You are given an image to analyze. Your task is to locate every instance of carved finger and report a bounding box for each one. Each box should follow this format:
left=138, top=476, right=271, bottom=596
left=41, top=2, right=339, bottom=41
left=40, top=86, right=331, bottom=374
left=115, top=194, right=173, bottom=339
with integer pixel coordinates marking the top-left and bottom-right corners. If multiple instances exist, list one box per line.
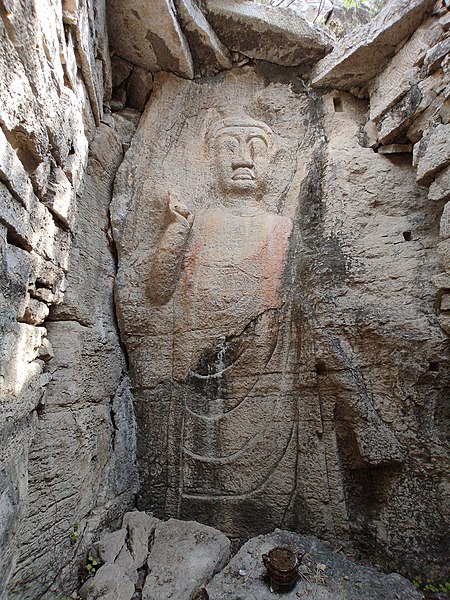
left=173, top=202, right=191, bottom=218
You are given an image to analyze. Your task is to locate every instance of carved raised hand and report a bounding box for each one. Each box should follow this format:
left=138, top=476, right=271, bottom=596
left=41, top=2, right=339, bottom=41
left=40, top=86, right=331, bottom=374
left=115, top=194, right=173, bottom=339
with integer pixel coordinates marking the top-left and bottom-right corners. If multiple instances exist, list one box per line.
left=145, top=193, right=194, bottom=305
left=167, top=193, right=194, bottom=228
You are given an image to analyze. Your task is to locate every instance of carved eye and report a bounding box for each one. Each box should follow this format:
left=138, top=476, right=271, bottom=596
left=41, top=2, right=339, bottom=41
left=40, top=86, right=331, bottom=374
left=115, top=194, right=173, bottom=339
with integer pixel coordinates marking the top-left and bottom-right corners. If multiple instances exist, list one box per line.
left=219, top=136, right=238, bottom=154
left=249, top=136, right=267, bottom=158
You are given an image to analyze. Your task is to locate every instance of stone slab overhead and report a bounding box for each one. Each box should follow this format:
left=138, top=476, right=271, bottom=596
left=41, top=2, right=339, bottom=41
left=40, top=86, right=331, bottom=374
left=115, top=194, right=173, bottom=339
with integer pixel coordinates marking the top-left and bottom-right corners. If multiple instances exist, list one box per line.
left=174, top=0, right=232, bottom=75
left=310, top=0, right=436, bottom=90
left=203, top=0, right=333, bottom=68
left=107, top=0, right=194, bottom=78
left=378, top=143, right=413, bottom=154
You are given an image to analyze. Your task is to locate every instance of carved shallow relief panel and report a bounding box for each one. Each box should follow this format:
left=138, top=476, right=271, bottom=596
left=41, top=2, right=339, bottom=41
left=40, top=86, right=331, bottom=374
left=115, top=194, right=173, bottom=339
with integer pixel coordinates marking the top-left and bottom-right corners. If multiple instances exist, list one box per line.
left=112, top=68, right=315, bottom=535
left=111, top=67, right=425, bottom=543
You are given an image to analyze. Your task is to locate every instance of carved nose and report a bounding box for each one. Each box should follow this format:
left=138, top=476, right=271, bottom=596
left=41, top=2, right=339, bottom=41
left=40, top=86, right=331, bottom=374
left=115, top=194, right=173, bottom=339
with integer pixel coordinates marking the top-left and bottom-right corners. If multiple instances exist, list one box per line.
left=232, top=154, right=253, bottom=169
left=232, top=142, right=253, bottom=169
left=232, top=157, right=253, bottom=169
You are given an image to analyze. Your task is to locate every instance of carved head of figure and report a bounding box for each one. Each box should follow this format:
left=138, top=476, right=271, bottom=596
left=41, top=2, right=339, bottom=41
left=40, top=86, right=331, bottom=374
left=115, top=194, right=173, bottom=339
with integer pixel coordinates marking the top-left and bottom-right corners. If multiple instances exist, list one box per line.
left=208, top=117, right=275, bottom=198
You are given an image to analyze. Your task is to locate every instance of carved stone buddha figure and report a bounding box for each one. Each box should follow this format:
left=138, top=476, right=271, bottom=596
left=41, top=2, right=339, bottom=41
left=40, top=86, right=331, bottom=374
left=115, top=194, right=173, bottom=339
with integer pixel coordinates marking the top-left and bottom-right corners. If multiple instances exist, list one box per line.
left=143, top=116, right=297, bottom=534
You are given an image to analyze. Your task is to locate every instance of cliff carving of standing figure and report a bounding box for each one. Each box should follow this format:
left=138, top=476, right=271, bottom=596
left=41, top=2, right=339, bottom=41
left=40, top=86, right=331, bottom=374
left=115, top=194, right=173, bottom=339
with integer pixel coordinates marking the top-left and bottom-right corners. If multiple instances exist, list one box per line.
left=144, top=116, right=297, bottom=535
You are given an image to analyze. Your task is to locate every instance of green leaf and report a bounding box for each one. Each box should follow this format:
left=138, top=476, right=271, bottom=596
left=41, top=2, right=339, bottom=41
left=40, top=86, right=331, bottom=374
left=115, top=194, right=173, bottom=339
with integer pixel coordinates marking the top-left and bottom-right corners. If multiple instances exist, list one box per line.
left=343, top=0, right=369, bottom=8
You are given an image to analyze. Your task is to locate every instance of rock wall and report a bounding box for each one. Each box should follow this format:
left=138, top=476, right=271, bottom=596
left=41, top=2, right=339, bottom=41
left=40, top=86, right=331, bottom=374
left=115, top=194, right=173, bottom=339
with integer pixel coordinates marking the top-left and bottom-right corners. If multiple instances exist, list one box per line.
left=0, top=0, right=448, bottom=597
left=307, top=0, right=450, bottom=576
left=111, top=66, right=320, bottom=535
left=0, top=1, right=138, bottom=598
left=110, top=0, right=449, bottom=582
left=73, top=510, right=422, bottom=600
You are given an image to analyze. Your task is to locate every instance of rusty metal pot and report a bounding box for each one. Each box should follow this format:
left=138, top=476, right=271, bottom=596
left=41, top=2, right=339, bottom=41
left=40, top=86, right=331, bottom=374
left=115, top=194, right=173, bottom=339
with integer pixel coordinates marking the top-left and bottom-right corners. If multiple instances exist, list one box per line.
left=262, top=546, right=300, bottom=593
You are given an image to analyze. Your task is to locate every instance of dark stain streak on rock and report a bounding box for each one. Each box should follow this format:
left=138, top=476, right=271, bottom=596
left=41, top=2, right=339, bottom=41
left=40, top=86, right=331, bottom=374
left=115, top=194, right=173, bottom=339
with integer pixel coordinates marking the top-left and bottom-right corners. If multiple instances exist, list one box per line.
left=131, top=8, right=141, bottom=20
left=145, top=29, right=184, bottom=75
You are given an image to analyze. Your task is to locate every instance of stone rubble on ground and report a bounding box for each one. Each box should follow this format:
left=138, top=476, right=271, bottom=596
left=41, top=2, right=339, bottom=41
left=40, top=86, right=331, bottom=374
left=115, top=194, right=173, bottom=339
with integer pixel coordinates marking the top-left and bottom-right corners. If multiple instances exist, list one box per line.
left=77, top=513, right=422, bottom=600
left=79, top=512, right=230, bottom=600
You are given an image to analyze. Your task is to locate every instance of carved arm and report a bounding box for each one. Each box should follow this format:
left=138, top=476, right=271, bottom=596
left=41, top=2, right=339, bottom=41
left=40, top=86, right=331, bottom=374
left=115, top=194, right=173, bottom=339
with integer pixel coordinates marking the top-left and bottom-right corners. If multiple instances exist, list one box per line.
left=144, top=194, right=194, bottom=305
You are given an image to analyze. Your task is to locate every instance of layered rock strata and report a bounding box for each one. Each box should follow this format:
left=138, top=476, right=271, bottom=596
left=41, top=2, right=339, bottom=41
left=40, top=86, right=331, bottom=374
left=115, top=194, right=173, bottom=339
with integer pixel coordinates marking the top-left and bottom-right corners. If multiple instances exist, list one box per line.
left=312, top=0, right=450, bottom=337
left=110, top=0, right=448, bottom=582
left=0, top=1, right=138, bottom=598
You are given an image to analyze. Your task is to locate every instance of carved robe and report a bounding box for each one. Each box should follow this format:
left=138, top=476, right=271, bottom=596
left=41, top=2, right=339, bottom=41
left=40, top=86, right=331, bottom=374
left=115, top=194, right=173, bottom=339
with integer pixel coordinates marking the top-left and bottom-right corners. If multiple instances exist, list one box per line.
left=162, top=206, right=296, bottom=535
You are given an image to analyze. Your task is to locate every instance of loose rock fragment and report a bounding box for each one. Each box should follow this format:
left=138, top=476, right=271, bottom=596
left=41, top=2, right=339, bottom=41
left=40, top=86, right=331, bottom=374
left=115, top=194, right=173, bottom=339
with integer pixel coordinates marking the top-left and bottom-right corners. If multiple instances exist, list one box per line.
left=204, top=0, right=332, bottom=69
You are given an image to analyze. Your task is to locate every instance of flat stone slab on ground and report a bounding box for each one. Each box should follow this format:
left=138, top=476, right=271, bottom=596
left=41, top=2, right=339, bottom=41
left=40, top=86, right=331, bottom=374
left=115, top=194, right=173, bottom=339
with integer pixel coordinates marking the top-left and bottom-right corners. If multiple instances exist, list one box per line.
left=143, top=518, right=231, bottom=600
left=206, top=529, right=422, bottom=599
left=79, top=563, right=135, bottom=600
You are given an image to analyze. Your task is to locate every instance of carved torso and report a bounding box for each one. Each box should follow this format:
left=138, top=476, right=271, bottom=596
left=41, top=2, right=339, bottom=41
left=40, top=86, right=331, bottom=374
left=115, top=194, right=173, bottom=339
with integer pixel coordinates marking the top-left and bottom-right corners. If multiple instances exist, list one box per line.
left=174, top=207, right=292, bottom=356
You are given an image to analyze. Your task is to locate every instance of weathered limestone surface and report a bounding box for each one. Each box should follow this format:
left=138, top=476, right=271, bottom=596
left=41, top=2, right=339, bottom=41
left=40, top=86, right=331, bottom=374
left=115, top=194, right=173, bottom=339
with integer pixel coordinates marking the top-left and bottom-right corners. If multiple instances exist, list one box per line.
left=0, top=1, right=138, bottom=598
left=416, top=122, right=450, bottom=184
left=368, top=18, right=443, bottom=121
left=112, top=64, right=448, bottom=579
left=174, top=0, right=232, bottom=77
left=429, top=164, right=450, bottom=201
left=80, top=564, right=136, bottom=600
left=203, top=0, right=333, bottom=68
left=350, top=3, right=450, bottom=342
left=107, top=0, right=194, bottom=78
left=310, top=0, right=436, bottom=89
left=126, top=67, right=154, bottom=112
left=312, top=0, right=449, bottom=350
left=1, top=0, right=449, bottom=596
left=206, top=529, right=422, bottom=599
left=111, top=66, right=319, bottom=536
left=143, top=519, right=231, bottom=599
left=79, top=512, right=229, bottom=600
left=319, top=91, right=448, bottom=577
left=107, top=0, right=332, bottom=79
left=6, top=119, right=139, bottom=599
left=76, top=514, right=421, bottom=600
left=79, top=511, right=159, bottom=599
left=1, top=0, right=75, bottom=591
left=375, top=72, right=445, bottom=145
left=109, top=51, right=153, bottom=114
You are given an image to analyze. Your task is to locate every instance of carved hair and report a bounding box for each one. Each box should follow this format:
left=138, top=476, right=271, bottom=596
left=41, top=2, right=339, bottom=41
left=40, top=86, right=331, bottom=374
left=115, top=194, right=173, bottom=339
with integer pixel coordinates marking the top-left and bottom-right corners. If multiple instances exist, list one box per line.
left=207, top=117, right=275, bottom=150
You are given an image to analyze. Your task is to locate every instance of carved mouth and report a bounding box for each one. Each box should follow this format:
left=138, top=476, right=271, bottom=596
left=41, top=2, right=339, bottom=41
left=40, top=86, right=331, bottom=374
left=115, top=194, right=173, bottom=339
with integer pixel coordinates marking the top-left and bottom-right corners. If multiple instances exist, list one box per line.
left=232, top=168, right=254, bottom=181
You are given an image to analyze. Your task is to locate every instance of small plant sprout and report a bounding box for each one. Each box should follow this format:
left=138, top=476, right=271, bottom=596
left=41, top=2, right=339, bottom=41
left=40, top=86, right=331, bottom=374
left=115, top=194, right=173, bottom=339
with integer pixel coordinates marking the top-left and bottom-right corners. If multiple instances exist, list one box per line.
left=69, top=523, right=79, bottom=545
left=412, top=575, right=450, bottom=594
left=85, top=555, right=98, bottom=577
left=343, top=0, right=369, bottom=8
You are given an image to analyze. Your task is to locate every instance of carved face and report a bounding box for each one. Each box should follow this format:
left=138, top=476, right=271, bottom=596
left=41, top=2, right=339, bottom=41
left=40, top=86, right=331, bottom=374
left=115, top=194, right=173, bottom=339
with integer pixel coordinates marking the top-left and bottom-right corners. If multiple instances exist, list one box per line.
left=213, top=126, right=272, bottom=195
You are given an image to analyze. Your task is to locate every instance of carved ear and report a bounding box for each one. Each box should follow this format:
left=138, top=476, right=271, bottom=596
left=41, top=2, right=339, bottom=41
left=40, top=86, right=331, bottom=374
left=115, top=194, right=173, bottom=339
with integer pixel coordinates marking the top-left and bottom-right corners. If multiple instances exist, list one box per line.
left=203, top=108, right=225, bottom=159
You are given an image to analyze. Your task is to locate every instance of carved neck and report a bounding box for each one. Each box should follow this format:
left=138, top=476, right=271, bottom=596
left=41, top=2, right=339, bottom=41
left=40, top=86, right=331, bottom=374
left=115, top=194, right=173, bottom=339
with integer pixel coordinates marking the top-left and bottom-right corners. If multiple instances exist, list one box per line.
left=217, top=193, right=266, bottom=217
